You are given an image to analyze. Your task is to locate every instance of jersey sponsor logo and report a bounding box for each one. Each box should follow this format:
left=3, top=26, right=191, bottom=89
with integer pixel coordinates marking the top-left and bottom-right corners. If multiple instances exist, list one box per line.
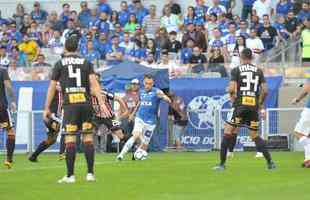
left=65, top=124, right=78, bottom=132
left=242, top=96, right=256, bottom=106
left=82, top=122, right=93, bottom=131
left=61, top=57, right=85, bottom=65
left=68, top=93, right=86, bottom=104
left=140, top=101, right=153, bottom=106
left=187, top=95, right=230, bottom=130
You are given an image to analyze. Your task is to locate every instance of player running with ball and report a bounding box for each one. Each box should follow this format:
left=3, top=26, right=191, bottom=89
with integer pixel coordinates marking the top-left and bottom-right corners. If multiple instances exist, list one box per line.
left=116, top=74, right=171, bottom=161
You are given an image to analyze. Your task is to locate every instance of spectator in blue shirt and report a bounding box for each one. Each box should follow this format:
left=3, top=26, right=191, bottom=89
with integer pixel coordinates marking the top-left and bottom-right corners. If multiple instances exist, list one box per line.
left=94, top=32, right=109, bottom=58
left=88, top=9, right=98, bottom=28
left=78, top=1, right=91, bottom=28
left=98, top=0, right=112, bottom=16
left=237, top=20, right=250, bottom=39
left=274, top=15, right=291, bottom=41
left=95, top=12, right=110, bottom=34
left=106, top=35, right=125, bottom=66
left=181, top=39, right=194, bottom=64
left=128, top=0, right=149, bottom=24
left=207, top=0, right=227, bottom=16
left=241, top=0, right=256, bottom=20
left=84, top=40, right=101, bottom=66
left=297, top=2, right=310, bottom=23
left=220, top=0, right=236, bottom=13
left=111, top=23, right=124, bottom=40
left=30, top=2, right=48, bottom=24
left=130, top=39, right=147, bottom=63
left=119, top=1, right=130, bottom=27
left=60, top=3, right=71, bottom=27
left=195, top=0, right=208, bottom=23
left=184, top=6, right=196, bottom=26
left=8, top=22, right=22, bottom=43
left=276, top=0, right=292, bottom=16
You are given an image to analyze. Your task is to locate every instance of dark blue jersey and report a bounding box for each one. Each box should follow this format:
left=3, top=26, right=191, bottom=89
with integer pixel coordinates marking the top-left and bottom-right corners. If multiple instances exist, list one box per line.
left=0, top=67, right=9, bottom=110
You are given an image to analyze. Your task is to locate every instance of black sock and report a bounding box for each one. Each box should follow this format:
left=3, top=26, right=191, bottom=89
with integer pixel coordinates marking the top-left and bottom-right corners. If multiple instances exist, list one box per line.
left=253, top=136, right=272, bottom=164
left=66, top=142, right=76, bottom=177
left=6, top=135, right=15, bottom=162
left=59, top=135, right=66, bottom=155
left=84, top=141, right=95, bottom=174
left=229, top=134, right=237, bottom=152
left=220, top=134, right=233, bottom=165
left=31, top=141, right=49, bottom=158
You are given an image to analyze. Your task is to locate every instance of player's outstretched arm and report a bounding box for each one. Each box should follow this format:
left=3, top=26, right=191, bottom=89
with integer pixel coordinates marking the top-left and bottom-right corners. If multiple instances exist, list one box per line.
left=157, top=90, right=172, bottom=104
left=292, top=82, right=310, bottom=105
left=4, top=78, right=17, bottom=112
left=259, top=83, right=268, bottom=109
left=89, top=74, right=112, bottom=118
left=43, top=80, right=57, bottom=121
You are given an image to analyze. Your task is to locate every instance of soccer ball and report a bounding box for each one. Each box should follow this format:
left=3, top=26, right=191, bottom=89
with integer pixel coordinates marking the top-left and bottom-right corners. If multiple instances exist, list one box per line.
left=134, top=149, right=148, bottom=160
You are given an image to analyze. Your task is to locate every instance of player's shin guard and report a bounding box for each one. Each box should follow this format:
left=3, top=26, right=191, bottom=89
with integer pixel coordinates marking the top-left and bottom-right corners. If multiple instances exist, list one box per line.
left=6, top=134, right=15, bottom=162
left=119, top=136, right=135, bottom=157
left=65, top=142, right=76, bottom=177
left=220, top=134, right=233, bottom=165
left=253, top=136, right=272, bottom=163
left=229, top=134, right=237, bottom=152
left=83, top=141, right=94, bottom=174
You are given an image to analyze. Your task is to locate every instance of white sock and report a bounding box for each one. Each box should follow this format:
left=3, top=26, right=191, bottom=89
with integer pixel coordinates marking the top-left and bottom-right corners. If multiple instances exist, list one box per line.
left=305, top=143, right=310, bottom=161
left=119, top=137, right=135, bottom=157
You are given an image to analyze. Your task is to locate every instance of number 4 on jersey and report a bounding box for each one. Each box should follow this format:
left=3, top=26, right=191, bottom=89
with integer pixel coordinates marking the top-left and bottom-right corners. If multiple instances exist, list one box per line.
left=68, top=65, right=81, bottom=87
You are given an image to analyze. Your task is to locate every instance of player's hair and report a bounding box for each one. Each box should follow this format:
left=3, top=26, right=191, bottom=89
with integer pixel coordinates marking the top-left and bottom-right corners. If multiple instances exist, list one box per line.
left=241, top=48, right=253, bottom=60
left=144, top=74, right=154, bottom=80
left=65, top=35, right=79, bottom=52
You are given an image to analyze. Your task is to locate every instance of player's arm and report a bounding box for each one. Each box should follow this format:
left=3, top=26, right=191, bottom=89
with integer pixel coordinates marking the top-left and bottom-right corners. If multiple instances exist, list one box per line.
left=128, top=101, right=140, bottom=122
left=114, top=96, right=129, bottom=119
left=227, top=67, right=238, bottom=101
left=157, top=90, right=172, bottom=104
left=3, top=72, right=17, bottom=112
left=292, top=82, right=310, bottom=105
left=258, top=82, right=268, bottom=109
left=44, top=80, right=57, bottom=121
left=89, top=74, right=112, bottom=118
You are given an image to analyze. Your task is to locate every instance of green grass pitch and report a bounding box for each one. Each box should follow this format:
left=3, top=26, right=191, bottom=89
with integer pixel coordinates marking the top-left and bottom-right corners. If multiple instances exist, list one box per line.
left=0, top=152, right=308, bottom=200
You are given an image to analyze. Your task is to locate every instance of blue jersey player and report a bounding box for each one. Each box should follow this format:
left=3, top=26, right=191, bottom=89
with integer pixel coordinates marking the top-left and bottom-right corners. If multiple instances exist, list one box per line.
left=117, top=75, right=171, bottom=161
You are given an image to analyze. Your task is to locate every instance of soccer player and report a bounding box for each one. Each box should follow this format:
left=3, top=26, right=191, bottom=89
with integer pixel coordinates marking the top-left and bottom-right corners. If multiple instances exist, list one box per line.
left=0, top=67, right=17, bottom=169
left=29, top=83, right=65, bottom=162
left=43, top=35, right=112, bottom=183
left=116, top=74, right=171, bottom=160
left=291, top=82, right=310, bottom=168
left=214, top=48, right=276, bottom=171
left=92, top=73, right=129, bottom=151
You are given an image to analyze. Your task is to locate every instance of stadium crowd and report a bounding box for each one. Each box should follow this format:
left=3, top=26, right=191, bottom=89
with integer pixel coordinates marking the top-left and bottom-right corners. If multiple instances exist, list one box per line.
left=0, top=0, right=308, bottom=80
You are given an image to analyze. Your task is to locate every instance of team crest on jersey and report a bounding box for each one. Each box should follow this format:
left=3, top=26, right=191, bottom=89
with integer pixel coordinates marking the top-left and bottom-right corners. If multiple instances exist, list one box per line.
left=187, top=95, right=230, bottom=130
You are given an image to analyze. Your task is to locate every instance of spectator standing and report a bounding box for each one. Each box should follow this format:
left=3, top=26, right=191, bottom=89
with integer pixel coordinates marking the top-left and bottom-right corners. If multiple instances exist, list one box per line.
left=142, top=5, right=161, bottom=38
left=95, top=11, right=110, bottom=34
left=30, top=1, right=48, bottom=24
left=20, top=14, right=32, bottom=35
left=285, top=10, right=300, bottom=37
left=128, top=0, right=149, bottom=25
left=32, top=54, right=51, bottom=67
left=60, top=3, right=71, bottom=27
left=160, top=6, right=182, bottom=33
left=78, top=1, right=91, bottom=28
left=301, top=18, right=310, bottom=66
left=61, top=19, right=76, bottom=44
left=257, top=14, right=279, bottom=51
left=276, top=0, right=293, bottom=16
left=169, top=93, right=188, bottom=150
left=252, top=0, right=274, bottom=22
left=181, top=22, right=207, bottom=52
left=97, top=0, right=112, bottom=16
left=207, top=0, right=227, bottom=16
left=12, top=3, right=25, bottom=31
left=274, top=15, right=291, bottom=42
left=119, top=1, right=130, bottom=27
left=246, top=28, right=264, bottom=64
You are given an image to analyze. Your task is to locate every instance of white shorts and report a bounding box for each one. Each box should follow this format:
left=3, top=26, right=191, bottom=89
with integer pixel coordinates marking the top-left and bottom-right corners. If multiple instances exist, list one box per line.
left=294, top=108, right=310, bottom=136
left=133, top=117, right=156, bottom=145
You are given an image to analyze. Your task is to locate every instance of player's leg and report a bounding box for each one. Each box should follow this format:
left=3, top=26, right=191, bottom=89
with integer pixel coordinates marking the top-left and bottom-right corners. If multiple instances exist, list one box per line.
left=227, top=128, right=239, bottom=158
left=117, top=118, right=143, bottom=160
left=1, top=109, right=15, bottom=169
left=293, top=108, right=310, bottom=167
left=59, top=134, right=66, bottom=160
left=29, top=118, right=60, bottom=162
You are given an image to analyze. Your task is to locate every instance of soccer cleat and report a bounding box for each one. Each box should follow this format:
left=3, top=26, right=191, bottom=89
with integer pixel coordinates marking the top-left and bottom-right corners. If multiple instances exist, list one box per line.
left=227, top=152, right=234, bottom=158
left=86, top=173, right=96, bottom=182
left=116, top=154, right=123, bottom=161
left=4, top=161, right=13, bottom=169
left=57, top=175, right=76, bottom=184
left=28, top=155, right=38, bottom=163
left=267, top=161, right=276, bottom=170
left=213, top=164, right=225, bottom=171
left=59, top=154, right=66, bottom=161
left=255, top=152, right=264, bottom=158
left=302, top=160, right=310, bottom=168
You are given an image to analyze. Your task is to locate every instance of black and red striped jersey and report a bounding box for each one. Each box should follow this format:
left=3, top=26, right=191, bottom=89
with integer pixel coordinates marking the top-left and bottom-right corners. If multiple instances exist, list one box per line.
left=92, top=90, right=115, bottom=119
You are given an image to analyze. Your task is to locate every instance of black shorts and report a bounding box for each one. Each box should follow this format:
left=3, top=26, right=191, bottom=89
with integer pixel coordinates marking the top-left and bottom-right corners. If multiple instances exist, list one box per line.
left=226, top=106, right=259, bottom=131
left=62, top=104, right=93, bottom=134
left=0, top=109, right=13, bottom=130
left=93, top=116, right=122, bottom=132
